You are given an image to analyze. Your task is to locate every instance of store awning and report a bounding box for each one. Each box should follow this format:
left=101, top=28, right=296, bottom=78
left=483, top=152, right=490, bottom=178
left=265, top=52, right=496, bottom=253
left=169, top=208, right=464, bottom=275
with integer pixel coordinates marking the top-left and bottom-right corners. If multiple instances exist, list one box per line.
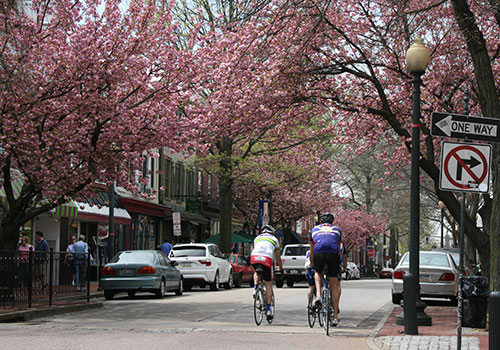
left=181, top=211, right=209, bottom=225
left=76, top=202, right=131, bottom=225
left=0, top=169, right=25, bottom=209
left=120, top=197, right=170, bottom=217
left=203, top=232, right=254, bottom=244
left=52, top=201, right=78, bottom=218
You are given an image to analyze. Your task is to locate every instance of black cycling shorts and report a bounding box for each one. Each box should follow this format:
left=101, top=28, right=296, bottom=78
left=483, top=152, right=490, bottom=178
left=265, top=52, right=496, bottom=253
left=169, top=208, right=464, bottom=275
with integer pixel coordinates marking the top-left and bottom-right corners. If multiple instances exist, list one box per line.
left=312, top=252, right=340, bottom=278
left=252, top=263, right=272, bottom=282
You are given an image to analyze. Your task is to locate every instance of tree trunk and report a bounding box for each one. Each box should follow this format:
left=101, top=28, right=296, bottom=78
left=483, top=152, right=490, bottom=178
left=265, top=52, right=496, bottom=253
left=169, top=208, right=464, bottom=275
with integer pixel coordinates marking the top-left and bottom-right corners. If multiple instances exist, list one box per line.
left=450, top=0, right=500, bottom=288
left=218, top=136, right=233, bottom=254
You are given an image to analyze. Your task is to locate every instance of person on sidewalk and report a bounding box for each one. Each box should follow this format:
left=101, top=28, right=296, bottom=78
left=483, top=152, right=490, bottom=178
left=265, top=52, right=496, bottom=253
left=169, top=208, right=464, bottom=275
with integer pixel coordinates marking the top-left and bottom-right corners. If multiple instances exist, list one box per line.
left=34, top=231, right=49, bottom=291
left=17, top=236, right=33, bottom=288
left=65, top=236, right=77, bottom=286
left=160, top=238, right=173, bottom=257
left=72, top=235, right=88, bottom=291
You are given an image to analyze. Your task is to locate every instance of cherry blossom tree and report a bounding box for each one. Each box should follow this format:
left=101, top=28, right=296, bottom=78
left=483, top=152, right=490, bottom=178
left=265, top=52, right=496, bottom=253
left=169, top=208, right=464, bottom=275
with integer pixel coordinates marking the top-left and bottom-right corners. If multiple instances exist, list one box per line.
left=0, top=0, right=191, bottom=248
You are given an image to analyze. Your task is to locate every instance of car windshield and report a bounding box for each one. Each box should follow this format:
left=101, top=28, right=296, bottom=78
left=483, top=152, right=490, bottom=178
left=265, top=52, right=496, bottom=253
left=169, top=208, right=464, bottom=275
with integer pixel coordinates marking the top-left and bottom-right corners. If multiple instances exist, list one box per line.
left=171, top=246, right=206, bottom=257
left=226, top=255, right=237, bottom=263
left=400, top=252, right=450, bottom=267
left=109, top=251, right=155, bottom=264
left=284, top=246, right=308, bottom=256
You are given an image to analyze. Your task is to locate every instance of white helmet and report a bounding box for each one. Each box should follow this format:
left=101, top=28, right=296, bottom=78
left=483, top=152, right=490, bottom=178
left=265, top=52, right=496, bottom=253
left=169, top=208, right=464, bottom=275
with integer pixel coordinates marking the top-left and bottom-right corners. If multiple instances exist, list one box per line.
left=261, top=225, right=275, bottom=234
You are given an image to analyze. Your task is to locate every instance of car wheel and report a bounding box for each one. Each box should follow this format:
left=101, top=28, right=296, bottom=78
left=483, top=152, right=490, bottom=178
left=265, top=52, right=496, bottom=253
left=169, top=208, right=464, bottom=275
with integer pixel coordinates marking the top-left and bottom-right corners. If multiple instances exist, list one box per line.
left=392, top=293, right=402, bottom=305
left=275, top=276, right=283, bottom=288
left=155, top=279, right=166, bottom=298
left=234, top=273, right=242, bottom=288
left=224, top=271, right=233, bottom=289
left=175, top=278, right=184, bottom=296
left=104, top=290, right=114, bottom=300
left=127, top=291, right=136, bottom=298
left=210, top=271, right=220, bottom=291
left=286, top=280, right=294, bottom=288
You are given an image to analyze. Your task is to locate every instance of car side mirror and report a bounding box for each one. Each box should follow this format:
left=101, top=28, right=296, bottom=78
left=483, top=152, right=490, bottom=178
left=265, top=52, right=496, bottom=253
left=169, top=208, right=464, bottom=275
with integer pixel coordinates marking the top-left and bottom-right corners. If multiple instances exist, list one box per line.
left=171, top=261, right=179, bottom=267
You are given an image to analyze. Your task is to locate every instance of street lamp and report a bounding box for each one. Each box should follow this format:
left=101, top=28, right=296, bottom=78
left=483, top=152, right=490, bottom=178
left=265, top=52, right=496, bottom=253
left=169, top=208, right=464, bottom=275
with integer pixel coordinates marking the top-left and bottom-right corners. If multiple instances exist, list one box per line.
left=438, top=200, right=445, bottom=248
left=404, top=37, right=432, bottom=332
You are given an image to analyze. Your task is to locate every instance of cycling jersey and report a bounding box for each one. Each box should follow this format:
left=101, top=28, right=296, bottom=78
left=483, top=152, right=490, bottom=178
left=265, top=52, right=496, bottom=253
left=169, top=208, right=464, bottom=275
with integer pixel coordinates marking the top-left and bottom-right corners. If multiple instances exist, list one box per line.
left=309, top=223, right=342, bottom=254
left=251, top=233, right=280, bottom=269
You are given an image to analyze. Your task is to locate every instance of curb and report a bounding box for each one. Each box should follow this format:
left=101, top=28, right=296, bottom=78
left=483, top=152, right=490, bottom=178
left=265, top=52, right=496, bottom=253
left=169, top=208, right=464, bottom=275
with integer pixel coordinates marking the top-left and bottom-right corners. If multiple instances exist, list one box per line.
left=0, top=301, right=103, bottom=323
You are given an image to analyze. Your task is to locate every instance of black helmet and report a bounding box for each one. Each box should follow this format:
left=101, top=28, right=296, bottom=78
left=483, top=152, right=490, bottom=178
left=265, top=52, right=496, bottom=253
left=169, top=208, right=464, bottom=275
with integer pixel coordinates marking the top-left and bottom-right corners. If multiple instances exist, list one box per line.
left=261, top=225, right=275, bottom=234
left=319, top=212, right=334, bottom=224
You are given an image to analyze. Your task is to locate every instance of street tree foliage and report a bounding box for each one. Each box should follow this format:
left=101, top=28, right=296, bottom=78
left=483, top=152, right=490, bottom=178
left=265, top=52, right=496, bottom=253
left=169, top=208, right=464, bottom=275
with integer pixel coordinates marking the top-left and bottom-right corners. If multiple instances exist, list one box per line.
left=177, top=0, right=336, bottom=253
left=0, top=0, right=191, bottom=248
left=193, top=0, right=498, bottom=284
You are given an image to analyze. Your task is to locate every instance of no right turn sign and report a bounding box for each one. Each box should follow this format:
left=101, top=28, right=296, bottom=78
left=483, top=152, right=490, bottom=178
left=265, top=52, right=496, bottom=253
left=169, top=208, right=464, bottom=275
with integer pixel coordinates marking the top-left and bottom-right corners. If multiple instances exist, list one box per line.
left=439, top=141, right=491, bottom=193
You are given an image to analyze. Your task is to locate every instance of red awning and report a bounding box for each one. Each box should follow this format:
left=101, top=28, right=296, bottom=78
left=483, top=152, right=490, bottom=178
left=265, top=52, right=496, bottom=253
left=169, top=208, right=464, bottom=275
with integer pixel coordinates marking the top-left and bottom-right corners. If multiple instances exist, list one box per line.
left=120, top=198, right=170, bottom=217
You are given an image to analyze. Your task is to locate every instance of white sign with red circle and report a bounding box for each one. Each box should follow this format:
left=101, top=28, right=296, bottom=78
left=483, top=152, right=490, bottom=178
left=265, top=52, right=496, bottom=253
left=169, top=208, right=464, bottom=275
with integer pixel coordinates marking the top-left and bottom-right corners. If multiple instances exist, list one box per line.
left=439, top=141, right=491, bottom=193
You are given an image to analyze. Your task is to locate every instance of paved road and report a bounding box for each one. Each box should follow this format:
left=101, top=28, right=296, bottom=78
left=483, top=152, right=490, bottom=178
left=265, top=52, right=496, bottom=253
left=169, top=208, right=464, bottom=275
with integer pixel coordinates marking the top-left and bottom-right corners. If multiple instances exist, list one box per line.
left=0, top=279, right=393, bottom=350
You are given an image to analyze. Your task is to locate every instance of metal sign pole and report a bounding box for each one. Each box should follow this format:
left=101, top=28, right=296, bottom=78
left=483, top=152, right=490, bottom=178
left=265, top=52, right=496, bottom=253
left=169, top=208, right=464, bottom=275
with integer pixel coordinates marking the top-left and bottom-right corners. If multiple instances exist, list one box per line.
left=457, top=87, right=469, bottom=350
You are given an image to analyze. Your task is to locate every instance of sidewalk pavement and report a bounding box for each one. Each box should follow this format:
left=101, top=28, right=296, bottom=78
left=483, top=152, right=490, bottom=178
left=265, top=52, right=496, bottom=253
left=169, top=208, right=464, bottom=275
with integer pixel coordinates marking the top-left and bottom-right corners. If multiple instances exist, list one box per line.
left=0, top=282, right=103, bottom=322
left=372, top=304, right=489, bottom=350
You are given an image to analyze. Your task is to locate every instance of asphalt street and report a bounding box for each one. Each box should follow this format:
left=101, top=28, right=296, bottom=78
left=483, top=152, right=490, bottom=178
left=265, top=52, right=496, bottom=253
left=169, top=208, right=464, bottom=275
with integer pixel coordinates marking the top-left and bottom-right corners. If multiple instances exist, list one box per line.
left=0, top=279, right=393, bottom=350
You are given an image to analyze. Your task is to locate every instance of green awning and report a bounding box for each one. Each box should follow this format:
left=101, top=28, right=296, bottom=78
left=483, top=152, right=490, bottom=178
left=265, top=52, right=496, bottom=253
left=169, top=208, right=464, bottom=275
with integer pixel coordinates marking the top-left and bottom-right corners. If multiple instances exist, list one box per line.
left=0, top=169, right=25, bottom=209
left=204, top=232, right=254, bottom=244
left=53, top=201, right=78, bottom=218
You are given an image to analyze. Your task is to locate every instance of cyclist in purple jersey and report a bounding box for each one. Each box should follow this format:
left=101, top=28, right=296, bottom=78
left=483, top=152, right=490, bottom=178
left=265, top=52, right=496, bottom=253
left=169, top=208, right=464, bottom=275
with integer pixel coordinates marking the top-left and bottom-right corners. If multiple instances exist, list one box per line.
left=309, top=212, right=342, bottom=326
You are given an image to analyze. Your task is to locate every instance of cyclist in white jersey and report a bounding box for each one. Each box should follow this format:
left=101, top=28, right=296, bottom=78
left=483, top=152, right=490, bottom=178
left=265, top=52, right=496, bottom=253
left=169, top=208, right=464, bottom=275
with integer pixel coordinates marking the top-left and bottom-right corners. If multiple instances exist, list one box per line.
left=250, top=225, right=283, bottom=320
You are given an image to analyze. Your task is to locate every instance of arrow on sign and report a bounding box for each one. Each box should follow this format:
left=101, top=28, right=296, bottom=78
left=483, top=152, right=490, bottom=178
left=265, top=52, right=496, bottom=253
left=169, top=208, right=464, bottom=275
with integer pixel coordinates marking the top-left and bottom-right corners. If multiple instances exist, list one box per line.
left=435, top=115, right=452, bottom=136
left=456, top=155, right=481, bottom=181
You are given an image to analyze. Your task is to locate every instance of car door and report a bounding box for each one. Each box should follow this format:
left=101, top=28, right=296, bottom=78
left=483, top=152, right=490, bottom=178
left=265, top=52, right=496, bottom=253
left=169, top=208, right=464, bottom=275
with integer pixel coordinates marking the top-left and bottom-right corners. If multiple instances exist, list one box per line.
left=158, top=253, right=177, bottom=289
left=213, top=245, right=230, bottom=282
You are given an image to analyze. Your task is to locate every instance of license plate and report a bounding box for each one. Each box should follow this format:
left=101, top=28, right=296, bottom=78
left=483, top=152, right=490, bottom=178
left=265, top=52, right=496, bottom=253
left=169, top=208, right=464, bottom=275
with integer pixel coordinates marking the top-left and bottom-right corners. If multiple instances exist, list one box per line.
left=182, top=263, right=191, bottom=267
left=120, top=269, right=134, bottom=276
left=420, top=274, right=431, bottom=282
left=290, top=270, right=298, bottom=274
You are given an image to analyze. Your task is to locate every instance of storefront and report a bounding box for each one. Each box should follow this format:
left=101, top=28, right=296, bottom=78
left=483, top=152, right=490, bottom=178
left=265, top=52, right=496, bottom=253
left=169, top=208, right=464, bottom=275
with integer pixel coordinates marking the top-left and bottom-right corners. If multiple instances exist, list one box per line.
left=119, top=197, right=170, bottom=251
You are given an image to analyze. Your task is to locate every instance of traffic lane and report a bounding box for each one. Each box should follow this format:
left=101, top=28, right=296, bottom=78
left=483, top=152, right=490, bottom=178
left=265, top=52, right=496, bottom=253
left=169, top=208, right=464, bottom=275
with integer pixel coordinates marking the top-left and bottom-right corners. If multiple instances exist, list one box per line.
left=0, top=328, right=373, bottom=350
left=18, top=279, right=392, bottom=335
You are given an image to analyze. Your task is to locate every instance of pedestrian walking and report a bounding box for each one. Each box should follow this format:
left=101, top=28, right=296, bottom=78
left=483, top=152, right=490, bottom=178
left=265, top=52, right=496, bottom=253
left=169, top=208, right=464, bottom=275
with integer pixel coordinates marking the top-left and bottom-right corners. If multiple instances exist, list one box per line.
left=34, top=231, right=49, bottom=291
left=65, top=236, right=77, bottom=286
left=72, top=235, right=88, bottom=291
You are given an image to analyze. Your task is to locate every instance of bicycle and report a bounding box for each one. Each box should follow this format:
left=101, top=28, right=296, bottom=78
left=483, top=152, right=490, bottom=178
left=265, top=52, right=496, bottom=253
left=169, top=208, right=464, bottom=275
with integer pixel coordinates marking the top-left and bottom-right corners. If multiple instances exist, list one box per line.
left=307, top=285, right=323, bottom=328
left=253, top=267, right=275, bottom=326
left=319, top=267, right=333, bottom=335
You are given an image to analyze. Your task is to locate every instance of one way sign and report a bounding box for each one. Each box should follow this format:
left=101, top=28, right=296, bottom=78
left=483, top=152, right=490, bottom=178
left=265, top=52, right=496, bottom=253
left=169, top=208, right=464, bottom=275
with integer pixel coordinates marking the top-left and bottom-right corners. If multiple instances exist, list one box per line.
left=440, top=141, right=491, bottom=193
left=431, top=112, right=500, bottom=143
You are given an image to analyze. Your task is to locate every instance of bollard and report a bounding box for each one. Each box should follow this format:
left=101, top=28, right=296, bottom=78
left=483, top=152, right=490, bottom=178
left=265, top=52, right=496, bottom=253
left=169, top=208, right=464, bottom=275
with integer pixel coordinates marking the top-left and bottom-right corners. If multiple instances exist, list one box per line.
left=404, top=273, right=418, bottom=335
left=490, top=291, right=500, bottom=350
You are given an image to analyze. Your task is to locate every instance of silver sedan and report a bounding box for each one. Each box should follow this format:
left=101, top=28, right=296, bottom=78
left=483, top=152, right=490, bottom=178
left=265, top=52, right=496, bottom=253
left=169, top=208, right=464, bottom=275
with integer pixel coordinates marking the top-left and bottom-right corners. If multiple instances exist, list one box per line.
left=391, top=251, right=459, bottom=305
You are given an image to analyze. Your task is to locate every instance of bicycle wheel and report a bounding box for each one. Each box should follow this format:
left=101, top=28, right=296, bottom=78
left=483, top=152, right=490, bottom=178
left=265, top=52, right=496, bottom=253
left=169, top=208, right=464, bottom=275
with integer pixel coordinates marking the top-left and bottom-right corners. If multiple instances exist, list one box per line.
left=307, top=289, right=316, bottom=328
left=267, top=293, right=275, bottom=324
left=253, top=285, right=264, bottom=326
left=324, top=289, right=331, bottom=335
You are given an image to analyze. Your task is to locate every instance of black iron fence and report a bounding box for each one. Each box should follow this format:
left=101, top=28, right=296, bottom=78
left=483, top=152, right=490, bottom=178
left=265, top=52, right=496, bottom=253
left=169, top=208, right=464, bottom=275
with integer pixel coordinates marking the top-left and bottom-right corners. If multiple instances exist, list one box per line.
left=0, top=248, right=90, bottom=309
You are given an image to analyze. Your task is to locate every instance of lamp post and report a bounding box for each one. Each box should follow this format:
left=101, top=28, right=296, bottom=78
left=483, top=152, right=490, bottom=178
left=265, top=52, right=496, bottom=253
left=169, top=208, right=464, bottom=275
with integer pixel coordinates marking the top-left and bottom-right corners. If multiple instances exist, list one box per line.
left=403, top=37, right=432, bottom=333
left=438, top=201, right=445, bottom=248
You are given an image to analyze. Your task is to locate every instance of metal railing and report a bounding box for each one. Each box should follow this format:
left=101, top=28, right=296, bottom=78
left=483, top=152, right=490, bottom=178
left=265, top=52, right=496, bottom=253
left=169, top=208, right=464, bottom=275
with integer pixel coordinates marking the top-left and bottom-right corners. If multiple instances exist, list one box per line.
left=0, top=248, right=90, bottom=309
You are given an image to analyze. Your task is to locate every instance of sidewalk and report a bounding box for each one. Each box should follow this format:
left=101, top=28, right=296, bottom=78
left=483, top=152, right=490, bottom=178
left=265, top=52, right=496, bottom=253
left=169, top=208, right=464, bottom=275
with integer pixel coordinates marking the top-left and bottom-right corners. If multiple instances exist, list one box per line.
left=372, top=304, right=489, bottom=350
left=0, top=282, right=103, bottom=322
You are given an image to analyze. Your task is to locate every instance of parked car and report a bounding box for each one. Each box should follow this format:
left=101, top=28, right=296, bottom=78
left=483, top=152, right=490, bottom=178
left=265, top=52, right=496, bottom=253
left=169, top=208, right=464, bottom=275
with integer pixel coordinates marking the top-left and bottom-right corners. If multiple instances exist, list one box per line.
left=343, top=261, right=361, bottom=280
left=431, top=247, right=473, bottom=276
left=225, top=253, right=255, bottom=288
left=392, top=251, right=459, bottom=305
left=378, top=267, right=393, bottom=279
left=100, top=250, right=183, bottom=300
left=169, top=243, right=233, bottom=291
left=280, top=244, right=309, bottom=288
